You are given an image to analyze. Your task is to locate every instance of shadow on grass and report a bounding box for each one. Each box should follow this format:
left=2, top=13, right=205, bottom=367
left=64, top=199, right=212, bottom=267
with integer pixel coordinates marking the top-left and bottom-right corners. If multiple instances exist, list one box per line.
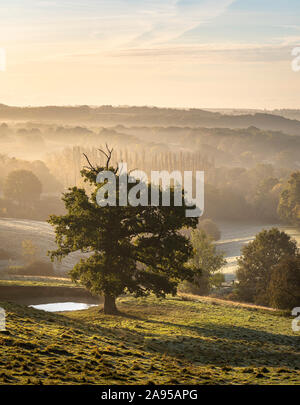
left=3, top=301, right=299, bottom=370
left=146, top=318, right=299, bottom=347
left=66, top=308, right=300, bottom=368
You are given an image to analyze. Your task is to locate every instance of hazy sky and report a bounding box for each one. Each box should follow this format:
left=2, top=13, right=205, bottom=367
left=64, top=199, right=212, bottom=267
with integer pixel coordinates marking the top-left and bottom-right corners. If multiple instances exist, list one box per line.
left=0, top=0, right=300, bottom=108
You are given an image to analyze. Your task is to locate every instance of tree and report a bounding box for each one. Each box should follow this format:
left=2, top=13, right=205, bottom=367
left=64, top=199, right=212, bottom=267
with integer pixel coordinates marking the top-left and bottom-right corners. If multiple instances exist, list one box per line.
left=268, top=255, right=300, bottom=310
left=278, top=171, right=300, bottom=228
left=197, top=218, right=221, bottom=241
left=3, top=170, right=42, bottom=206
left=48, top=146, right=199, bottom=314
left=182, top=229, right=226, bottom=295
left=236, top=228, right=298, bottom=306
left=252, top=177, right=279, bottom=222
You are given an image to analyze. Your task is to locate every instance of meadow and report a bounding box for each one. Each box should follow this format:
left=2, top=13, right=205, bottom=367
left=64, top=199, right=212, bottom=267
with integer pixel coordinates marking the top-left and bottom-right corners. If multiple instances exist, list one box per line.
left=0, top=295, right=299, bottom=385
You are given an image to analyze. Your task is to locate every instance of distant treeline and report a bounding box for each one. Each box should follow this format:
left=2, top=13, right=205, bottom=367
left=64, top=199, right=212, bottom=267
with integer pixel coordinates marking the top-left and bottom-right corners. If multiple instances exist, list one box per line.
left=1, top=104, right=300, bottom=135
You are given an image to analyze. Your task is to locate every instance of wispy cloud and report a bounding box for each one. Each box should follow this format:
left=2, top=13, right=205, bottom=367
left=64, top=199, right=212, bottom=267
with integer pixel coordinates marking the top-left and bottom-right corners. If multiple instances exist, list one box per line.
left=57, top=42, right=298, bottom=65
left=1, top=0, right=236, bottom=49
left=124, top=0, right=236, bottom=47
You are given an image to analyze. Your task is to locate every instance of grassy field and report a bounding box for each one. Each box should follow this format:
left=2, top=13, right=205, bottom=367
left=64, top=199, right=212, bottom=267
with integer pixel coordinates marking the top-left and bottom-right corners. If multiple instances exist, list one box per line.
left=0, top=295, right=299, bottom=385
left=0, top=276, right=74, bottom=288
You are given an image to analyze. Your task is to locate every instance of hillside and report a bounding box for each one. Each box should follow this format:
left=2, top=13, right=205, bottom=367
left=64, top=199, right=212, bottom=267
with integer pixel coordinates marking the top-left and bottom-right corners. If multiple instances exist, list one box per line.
left=0, top=295, right=299, bottom=385
left=1, top=104, right=300, bottom=135
left=0, top=218, right=86, bottom=275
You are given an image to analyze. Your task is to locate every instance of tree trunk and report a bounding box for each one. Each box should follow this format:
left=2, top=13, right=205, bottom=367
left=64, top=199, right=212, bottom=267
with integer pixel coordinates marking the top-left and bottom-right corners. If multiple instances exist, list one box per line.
left=103, top=294, right=118, bottom=315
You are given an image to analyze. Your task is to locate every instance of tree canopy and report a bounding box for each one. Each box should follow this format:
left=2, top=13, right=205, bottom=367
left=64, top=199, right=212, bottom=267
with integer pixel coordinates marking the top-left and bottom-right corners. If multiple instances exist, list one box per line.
left=4, top=169, right=42, bottom=206
left=268, top=255, right=300, bottom=310
left=278, top=171, right=300, bottom=228
left=48, top=148, right=199, bottom=314
left=182, top=229, right=226, bottom=295
left=236, top=228, right=298, bottom=306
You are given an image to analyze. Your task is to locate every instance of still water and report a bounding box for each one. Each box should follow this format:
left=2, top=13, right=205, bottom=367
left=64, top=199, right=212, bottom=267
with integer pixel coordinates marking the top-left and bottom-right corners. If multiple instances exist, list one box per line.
left=30, top=302, right=98, bottom=312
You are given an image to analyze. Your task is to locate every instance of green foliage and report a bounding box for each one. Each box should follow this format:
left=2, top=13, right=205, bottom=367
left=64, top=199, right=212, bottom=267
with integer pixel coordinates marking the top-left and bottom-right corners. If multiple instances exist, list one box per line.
left=278, top=171, right=300, bottom=228
left=268, top=255, right=300, bottom=310
left=236, top=228, right=299, bottom=306
left=48, top=155, right=198, bottom=313
left=252, top=177, right=280, bottom=222
left=3, top=170, right=42, bottom=206
left=210, top=272, right=226, bottom=289
left=181, top=229, right=226, bottom=295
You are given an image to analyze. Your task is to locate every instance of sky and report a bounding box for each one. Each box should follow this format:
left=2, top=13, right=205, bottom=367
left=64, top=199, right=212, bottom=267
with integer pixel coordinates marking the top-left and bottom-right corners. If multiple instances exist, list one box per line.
left=0, top=0, right=300, bottom=109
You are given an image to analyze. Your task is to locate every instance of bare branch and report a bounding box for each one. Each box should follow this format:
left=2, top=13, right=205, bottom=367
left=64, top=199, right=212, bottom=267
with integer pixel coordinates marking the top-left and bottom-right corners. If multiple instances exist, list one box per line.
left=83, top=153, right=97, bottom=172
left=98, top=148, right=109, bottom=160
left=98, top=144, right=114, bottom=169
left=128, top=168, right=138, bottom=175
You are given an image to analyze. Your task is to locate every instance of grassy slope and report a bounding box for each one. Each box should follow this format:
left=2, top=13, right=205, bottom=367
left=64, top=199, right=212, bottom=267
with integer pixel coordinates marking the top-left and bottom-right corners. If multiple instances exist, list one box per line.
left=0, top=295, right=299, bottom=385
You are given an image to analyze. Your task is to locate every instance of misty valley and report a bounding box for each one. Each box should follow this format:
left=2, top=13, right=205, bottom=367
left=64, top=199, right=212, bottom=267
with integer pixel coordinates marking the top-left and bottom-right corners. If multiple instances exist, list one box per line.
left=0, top=105, right=299, bottom=387
left=2, top=0, right=300, bottom=396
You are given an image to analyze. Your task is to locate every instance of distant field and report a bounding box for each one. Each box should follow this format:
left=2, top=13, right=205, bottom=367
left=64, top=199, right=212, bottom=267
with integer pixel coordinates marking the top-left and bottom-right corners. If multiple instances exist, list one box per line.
left=0, top=295, right=299, bottom=385
left=1, top=218, right=299, bottom=281
left=0, top=276, right=73, bottom=288
left=0, top=218, right=88, bottom=275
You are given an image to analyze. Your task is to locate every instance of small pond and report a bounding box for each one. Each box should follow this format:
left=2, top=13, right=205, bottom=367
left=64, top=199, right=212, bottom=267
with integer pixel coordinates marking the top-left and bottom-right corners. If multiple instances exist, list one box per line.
left=30, top=302, right=98, bottom=312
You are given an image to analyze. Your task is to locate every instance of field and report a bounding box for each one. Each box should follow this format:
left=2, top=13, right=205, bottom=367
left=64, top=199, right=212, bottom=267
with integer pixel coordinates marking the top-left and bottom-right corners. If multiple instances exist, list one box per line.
left=0, top=295, right=299, bottom=385
left=0, top=276, right=74, bottom=288
left=1, top=218, right=300, bottom=282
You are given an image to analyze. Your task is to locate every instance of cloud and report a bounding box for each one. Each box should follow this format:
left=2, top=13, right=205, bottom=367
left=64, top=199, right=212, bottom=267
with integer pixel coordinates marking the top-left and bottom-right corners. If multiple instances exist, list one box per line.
left=50, top=41, right=298, bottom=67
left=123, top=0, right=237, bottom=47
left=62, top=0, right=237, bottom=49
left=4, top=0, right=299, bottom=62
left=105, top=43, right=299, bottom=64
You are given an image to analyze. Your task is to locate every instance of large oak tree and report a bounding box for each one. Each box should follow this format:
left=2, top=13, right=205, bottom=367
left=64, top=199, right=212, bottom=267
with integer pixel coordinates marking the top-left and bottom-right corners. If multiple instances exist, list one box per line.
left=48, top=147, right=199, bottom=314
